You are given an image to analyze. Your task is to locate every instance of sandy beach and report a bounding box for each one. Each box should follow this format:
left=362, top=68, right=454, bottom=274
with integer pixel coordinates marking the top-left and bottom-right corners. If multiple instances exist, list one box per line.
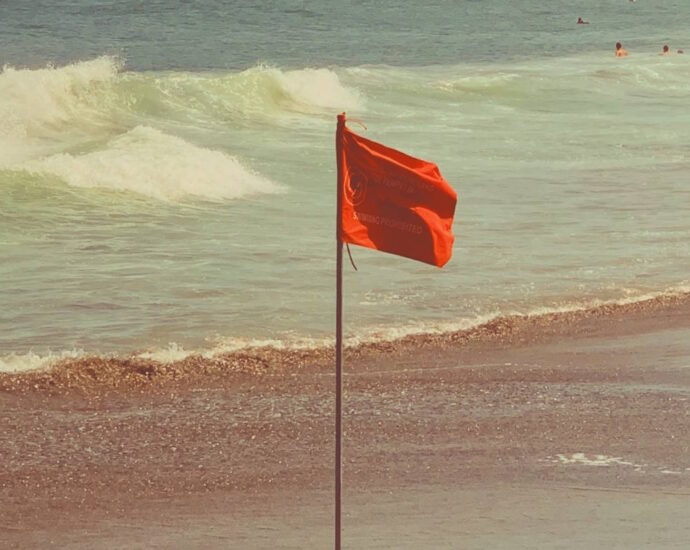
left=2, top=293, right=690, bottom=549
left=3, top=2, right=690, bottom=549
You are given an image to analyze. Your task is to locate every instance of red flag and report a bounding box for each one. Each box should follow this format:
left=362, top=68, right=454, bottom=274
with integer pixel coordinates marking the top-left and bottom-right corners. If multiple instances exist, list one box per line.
left=336, top=115, right=457, bottom=267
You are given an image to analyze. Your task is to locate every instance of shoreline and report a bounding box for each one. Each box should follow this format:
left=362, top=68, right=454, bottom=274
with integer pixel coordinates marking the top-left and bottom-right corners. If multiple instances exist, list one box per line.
left=1, top=292, right=689, bottom=548
left=2, top=289, right=689, bottom=393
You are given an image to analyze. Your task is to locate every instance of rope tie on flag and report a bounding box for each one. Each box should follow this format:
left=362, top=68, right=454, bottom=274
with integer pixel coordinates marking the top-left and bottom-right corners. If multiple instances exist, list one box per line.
left=346, top=243, right=358, bottom=271
left=347, top=117, right=367, bottom=131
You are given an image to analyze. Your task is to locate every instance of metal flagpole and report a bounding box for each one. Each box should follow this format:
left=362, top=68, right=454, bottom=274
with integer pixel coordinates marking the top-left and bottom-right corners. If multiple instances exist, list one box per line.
left=335, top=113, right=345, bottom=550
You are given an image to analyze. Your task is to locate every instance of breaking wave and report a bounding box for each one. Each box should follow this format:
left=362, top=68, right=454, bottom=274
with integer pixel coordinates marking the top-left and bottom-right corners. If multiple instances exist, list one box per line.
left=153, top=64, right=364, bottom=121
left=0, top=58, right=359, bottom=200
left=0, top=57, right=122, bottom=141
left=0, top=56, right=364, bottom=199
left=0, top=57, right=363, bottom=140
left=20, top=125, right=283, bottom=201
left=2, top=288, right=688, bottom=382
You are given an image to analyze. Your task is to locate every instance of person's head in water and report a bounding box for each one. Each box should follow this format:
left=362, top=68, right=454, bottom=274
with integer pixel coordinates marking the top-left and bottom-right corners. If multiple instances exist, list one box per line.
left=616, top=42, right=622, bottom=51
left=663, top=44, right=670, bottom=54
left=615, top=42, right=628, bottom=57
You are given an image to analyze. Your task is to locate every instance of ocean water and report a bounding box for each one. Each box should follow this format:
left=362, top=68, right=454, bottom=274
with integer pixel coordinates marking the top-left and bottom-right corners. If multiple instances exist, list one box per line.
left=1, top=0, right=689, bottom=371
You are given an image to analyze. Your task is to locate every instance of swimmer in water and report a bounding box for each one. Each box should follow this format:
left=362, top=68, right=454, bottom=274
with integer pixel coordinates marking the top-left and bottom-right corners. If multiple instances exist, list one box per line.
left=577, top=17, right=589, bottom=25
left=660, top=44, right=671, bottom=56
left=615, top=42, right=628, bottom=57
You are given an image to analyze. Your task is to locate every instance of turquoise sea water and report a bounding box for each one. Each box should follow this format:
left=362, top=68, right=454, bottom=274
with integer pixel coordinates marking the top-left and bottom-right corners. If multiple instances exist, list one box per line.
left=1, top=1, right=689, bottom=370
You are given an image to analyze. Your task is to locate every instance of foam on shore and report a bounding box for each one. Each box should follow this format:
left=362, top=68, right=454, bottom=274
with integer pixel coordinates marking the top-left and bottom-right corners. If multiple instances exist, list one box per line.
left=2, top=289, right=688, bottom=393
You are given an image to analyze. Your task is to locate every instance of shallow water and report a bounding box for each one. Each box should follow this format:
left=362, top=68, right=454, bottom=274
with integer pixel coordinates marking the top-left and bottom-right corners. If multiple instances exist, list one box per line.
left=1, top=1, right=689, bottom=369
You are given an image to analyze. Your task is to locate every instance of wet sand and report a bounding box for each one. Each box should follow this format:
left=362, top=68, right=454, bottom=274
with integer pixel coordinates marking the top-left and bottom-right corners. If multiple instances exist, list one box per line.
left=2, top=294, right=690, bottom=548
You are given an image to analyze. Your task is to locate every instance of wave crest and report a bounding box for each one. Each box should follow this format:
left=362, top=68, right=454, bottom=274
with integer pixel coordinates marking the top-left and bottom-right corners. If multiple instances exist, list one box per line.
left=0, top=57, right=363, bottom=142
left=21, top=126, right=284, bottom=201
left=150, top=64, right=364, bottom=121
left=0, top=56, right=122, bottom=139
left=267, top=65, right=364, bottom=113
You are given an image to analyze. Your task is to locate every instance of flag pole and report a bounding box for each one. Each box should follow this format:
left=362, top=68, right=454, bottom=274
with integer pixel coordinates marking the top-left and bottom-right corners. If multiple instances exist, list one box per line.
left=334, top=113, right=346, bottom=550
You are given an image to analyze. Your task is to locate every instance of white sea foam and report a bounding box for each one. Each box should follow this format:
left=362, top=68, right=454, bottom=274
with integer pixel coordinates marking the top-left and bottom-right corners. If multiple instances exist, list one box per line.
left=0, top=58, right=362, bottom=134
left=5, top=284, right=690, bottom=373
left=554, top=453, right=637, bottom=467
left=343, top=283, right=690, bottom=347
left=0, top=57, right=363, bottom=170
left=21, top=125, right=284, bottom=201
left=549, top=453, right=689, bottom=476
left=0, top=350, right=85, bottom=374
left=134, top=337, right=329, bottom=364
left=0, top=57, right=122, bottom=165
left=136, top=343, right=198, bottom=364
left=436, top=71, right=522, bottom=94
left=274, top=66, right=363, bottom=112
left=168, top=64, right=364, bottom=119
left=0, top=57, right=121, bottom=138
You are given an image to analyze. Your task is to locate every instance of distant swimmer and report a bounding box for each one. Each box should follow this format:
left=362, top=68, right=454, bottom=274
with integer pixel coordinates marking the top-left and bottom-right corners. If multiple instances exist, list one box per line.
left=615, top=42, right=628, bottom=57
left=660, top=44, right=671, bottom=56
left=678, top=49, right=684, bottom=54
left=577, top=17, right=589, bottom=25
